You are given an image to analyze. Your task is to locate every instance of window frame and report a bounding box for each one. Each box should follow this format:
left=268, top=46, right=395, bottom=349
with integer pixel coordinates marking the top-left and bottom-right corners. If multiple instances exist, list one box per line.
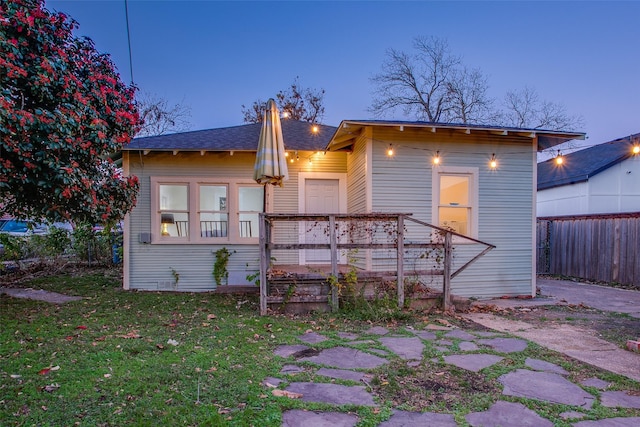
left=432, top=166, right=479, bottom=241
left=151, top=177, right=263, bottom=244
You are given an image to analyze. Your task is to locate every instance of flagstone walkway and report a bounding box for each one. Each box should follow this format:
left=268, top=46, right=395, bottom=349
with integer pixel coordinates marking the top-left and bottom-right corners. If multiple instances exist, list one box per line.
left=272, top=326, right=640, bottom=426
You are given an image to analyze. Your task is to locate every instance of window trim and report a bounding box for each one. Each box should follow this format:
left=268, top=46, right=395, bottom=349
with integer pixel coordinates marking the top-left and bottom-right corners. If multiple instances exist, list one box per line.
left=432, top=166, right=479, bottom=241
left=151, top=177, right=263, bottom=244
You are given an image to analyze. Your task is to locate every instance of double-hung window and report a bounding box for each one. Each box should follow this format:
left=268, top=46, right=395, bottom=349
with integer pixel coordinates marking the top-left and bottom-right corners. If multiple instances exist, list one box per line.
left=200, top=185, right=229, bottom=238
left=151, top=177, right=263, bottom=243
left=432, top=166, right=478, bottom=239
left=159, top=184, right=189, bottom=238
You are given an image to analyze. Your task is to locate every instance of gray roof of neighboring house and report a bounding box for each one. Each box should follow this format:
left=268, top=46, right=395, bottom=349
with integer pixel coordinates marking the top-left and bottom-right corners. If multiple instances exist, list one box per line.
left=537, top=133, right=640, bottom=190
left=124, top=120, right=337, bottom=152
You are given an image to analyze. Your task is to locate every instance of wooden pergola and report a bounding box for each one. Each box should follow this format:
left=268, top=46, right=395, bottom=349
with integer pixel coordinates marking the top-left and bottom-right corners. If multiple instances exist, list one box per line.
left=258, top=213, right=495, bottom=315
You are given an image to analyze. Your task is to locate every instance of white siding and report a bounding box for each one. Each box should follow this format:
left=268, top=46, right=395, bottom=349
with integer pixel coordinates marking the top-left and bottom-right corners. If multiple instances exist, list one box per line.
left=369, top=127, right=537, bottom=298
left=537, top=155, right=640, bottom=216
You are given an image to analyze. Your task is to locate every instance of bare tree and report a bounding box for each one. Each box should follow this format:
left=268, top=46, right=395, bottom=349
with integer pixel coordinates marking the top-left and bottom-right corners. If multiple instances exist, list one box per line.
left=370, top=36, right=582, bottom=131
left=502, top=87, right=583, bottom=130
left=370, top=36, right=495, bottom=124
left=447, top=66, right=497, bottom=124
left=136, top=92, right=192, bottom=137
left=242, top=77, right=325, bottom=124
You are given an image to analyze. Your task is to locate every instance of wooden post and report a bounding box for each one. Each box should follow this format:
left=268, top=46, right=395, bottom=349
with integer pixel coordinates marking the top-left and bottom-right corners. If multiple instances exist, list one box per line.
left=259, top=213, right=268, bottom=315
left=329, top=215, right=339, bottom=311
left=397, top=215, right=405, bottom=309
left=443, top=231, right=452, bottom=311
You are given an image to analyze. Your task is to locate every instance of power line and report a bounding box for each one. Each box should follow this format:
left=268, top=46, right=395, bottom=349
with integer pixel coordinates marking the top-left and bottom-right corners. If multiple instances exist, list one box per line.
left=124, top=0, right=134, bottom=84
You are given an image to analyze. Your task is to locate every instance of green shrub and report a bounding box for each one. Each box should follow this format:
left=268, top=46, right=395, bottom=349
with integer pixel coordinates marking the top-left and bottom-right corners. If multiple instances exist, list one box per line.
left=0, top=233, right=24, bottom=261
left=72, top=223, right=112, bottom=264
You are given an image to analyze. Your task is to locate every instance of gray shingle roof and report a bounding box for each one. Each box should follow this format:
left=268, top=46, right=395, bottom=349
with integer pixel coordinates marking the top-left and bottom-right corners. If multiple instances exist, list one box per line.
left=537, top=134, right=640, bottom=190
left=124, top=120, right=337, bottom=152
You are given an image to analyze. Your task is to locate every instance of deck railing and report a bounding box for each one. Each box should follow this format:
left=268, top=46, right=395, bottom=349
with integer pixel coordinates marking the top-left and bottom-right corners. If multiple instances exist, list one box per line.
left=258, top=213, right=495, bottom=315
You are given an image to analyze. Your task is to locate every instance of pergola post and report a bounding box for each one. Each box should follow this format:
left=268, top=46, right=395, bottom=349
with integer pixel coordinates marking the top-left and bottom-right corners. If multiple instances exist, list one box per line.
left=259, top=213, right=268, bottom=315
left=397, top=214, right=405, bottom=308
left=329, top=215, right=339, bottom=311
left=442, top=231, right=452, bottom=311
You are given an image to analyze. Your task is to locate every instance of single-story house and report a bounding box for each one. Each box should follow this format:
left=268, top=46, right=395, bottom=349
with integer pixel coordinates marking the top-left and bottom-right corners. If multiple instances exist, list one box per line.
left=537, top=133, right=640, bottom=217
left=122, top=120, right=584, bottom=299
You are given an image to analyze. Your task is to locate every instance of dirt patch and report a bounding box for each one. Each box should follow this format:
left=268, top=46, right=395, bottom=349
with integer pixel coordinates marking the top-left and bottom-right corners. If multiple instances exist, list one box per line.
left=372, top=360, right=500, bottom=411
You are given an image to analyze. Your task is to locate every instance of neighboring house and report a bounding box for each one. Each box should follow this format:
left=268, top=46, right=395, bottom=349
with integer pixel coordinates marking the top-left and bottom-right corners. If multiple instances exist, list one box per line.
left=122, top=119, right=583, bottom=298
left=537, top=134, right=640, bottom=217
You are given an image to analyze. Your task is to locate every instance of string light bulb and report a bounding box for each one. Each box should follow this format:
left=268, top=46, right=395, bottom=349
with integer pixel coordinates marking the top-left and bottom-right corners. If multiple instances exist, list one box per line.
left=311, top=125, right=319, bottom=134
left=633, top=145, right=640, bottom=155
left=555, top=150, right=564, bottom=165
left=433, top=150, right=441, bottom=165
left=489, top=153, right=498, bottom=169
left=282, top=111, right=290, bottom=119
left=387, top=144, right=394, bottom=157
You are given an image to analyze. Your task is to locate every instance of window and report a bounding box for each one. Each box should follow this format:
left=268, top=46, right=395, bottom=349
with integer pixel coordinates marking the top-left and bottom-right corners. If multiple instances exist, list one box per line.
left=238, top=186, right=262, bottom=238
left=200, top=185, right=228, bottom=237
left=432, top=166, right=478, bottom=239
left=151, top=177, right=263, bottom=243
left=159, top=184, right=189, bottom=237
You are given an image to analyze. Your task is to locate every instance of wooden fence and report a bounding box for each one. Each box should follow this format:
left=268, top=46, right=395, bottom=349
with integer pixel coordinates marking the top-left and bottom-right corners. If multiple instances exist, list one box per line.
left=537, top=213, right=640, bottom=288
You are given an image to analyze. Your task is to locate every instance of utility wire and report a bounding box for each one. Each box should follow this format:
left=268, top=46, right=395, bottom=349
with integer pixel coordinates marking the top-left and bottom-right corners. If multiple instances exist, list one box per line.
left=124, top=0, right=134, bottom=84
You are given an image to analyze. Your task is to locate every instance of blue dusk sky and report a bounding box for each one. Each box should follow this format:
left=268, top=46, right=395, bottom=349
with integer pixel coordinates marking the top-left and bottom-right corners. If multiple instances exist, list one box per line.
left=45, top=0, right=639, bottom=152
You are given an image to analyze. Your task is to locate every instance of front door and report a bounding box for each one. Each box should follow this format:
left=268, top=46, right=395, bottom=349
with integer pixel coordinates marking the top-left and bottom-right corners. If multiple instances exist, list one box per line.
left=304, top=179, right=340, bottom=264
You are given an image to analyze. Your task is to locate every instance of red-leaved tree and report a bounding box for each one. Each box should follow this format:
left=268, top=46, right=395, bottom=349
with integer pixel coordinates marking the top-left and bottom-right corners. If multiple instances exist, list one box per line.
left=0, top=0, right=140, bottom=224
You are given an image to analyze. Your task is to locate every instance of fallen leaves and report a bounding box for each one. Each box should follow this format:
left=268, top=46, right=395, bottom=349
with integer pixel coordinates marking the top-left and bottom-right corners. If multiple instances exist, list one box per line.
left=38, top=366, right=60, bottom=376
left=117, top=330, right=141, bottom=339
left=272, top=389, right=303, bottom=399
left=41, top=383, right=60, bottom=393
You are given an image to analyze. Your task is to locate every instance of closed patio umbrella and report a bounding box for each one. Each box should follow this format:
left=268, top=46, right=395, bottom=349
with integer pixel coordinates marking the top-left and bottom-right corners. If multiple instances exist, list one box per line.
left=253, top=98, right=289, bottom=211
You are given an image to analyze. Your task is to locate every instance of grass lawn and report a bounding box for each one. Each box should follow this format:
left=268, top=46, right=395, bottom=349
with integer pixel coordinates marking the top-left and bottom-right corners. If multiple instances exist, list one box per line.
left=1, top=267, right=639, bottom=426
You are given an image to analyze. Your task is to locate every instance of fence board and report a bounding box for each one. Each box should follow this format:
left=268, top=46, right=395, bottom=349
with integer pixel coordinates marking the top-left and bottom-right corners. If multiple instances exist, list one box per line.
left=537, top=213, right=640, bottom=288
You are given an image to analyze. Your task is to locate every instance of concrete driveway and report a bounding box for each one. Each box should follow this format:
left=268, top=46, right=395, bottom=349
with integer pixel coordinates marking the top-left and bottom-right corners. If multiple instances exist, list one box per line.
left=481, top=278, right=640, bottom=318
left=467, top=277, right=640, bottom=382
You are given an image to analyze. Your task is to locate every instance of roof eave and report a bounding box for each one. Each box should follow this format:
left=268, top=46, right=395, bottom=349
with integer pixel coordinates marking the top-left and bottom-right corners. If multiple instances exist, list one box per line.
left=326, top=120, right=585, bottom=152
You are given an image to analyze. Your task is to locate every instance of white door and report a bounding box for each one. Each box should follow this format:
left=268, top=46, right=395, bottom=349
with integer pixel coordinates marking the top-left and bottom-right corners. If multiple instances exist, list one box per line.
left=304, top=179, right=340, bottom=264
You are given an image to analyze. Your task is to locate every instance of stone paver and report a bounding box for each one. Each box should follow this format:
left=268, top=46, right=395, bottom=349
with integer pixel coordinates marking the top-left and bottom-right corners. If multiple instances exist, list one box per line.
left=444, top=329, right=476, bottom=340
left=262, top=377, right=283, bottom=387
left=560, top=411, right=587, bottom=420
left=525, top=357, right=569, bottom=375
left=458, top=341, right=479, bottom=351
left=316, top=368, right=366, bottom=382
left=477, top=337, right=528, bottom=353
left=379, top=336, right=424, bottom=360
left=411, top=330, right=437, bottom=340
left=580, top=378, right=610, bottom=389
left=437, top=339, right=453, bottom=346
left=274, top=344, right=309, bottom=358
left=572, top=417, right=640, bottom=427
left=348, top=340, right=377, bottom=346
left=443, top=354, right=503, bottom=372
left=298, top=346, right=389, bottom=369
left=600, top=391, right=640, bottom=409
left=0, top=287, right=82, bottom=304
left=379, top=410, right=457, bottom=426
left=298, top=332, right=328, bottom=344
left=365, top=326, right=389, bottom=335
left=285, top=382, right=376, bottom=406
left=280, top=365, right=305, bottom=374
left=465, top=400, right=553, bottom=427
left=337, top=332, right=359, bottom=340
left=281, top=409, right=358, bottom=427
left=499, top=369, right=595, bottom=408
